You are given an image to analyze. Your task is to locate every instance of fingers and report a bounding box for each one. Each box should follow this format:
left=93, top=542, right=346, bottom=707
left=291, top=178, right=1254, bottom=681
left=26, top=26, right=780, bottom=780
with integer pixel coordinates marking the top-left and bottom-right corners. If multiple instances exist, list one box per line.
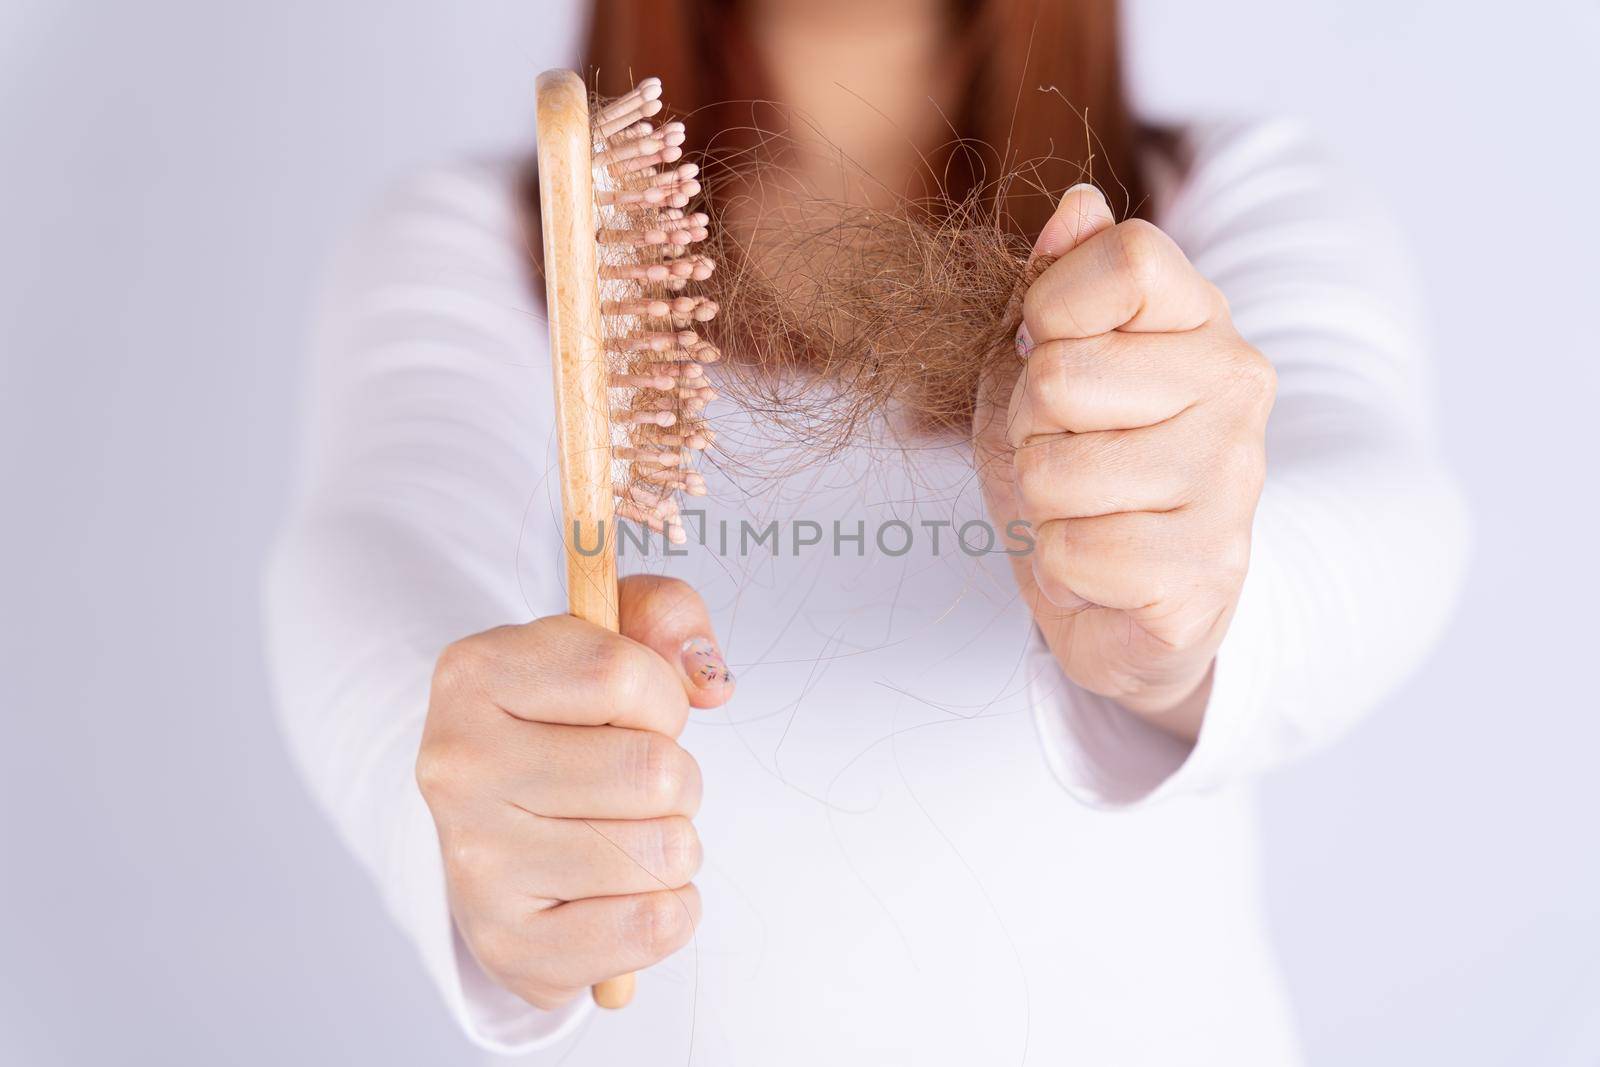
left=1023, top=217, right=1225, bottom=341
left=1012, top=184, right=1118, bottom=360
left=619, top=575, right=735, bottom=709
left=486, top=722, right=702, bottom=820
left=421, top=581, right=729, bottom=1015
left=495, top=813, right=702, bottom=901
left=432, top=614, right=690, bottom=736
left=1030, top=510, right=1250, bottom=621
left=428, top=577, right=735, bottom=737
left=1031, top=512, right=1169, bottom=612
left=483, top=885, right=703, bottom=1003
left=541, top=884, right=701, bottom=987
left=1013, top=393, right=1267, bottom=523
left=1014, top=419, right=1199, bottom=522
left=1008, top=329, right=1239, bottom=445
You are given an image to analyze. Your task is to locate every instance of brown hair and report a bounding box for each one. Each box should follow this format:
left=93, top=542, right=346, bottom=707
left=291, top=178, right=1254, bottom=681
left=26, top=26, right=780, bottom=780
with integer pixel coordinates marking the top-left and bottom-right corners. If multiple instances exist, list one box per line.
left=579, top=0, right=1150, bottom=232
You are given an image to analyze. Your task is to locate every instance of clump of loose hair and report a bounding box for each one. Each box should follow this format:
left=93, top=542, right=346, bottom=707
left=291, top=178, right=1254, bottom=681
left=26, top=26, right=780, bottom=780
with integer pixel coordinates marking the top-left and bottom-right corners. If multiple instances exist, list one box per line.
left=687, top=129, right=1087, bottom=479
left=704, top=193, right=1032, bottom=445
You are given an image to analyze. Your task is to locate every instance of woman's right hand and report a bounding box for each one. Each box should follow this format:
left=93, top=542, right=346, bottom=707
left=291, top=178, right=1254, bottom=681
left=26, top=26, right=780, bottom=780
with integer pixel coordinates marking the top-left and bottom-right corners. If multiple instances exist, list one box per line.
left=415, top=575, right=735, bottom=1010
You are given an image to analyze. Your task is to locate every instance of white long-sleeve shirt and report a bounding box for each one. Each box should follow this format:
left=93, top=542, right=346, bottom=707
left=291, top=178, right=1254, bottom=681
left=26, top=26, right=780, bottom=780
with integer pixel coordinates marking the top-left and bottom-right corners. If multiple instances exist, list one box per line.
left=265, top=119, right=1467, bottom=1065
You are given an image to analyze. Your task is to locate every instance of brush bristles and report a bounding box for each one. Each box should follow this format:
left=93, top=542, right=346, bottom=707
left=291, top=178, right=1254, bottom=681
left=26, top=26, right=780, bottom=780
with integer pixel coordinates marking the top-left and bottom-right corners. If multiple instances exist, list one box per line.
left=592, top=78, right=717, bottom=545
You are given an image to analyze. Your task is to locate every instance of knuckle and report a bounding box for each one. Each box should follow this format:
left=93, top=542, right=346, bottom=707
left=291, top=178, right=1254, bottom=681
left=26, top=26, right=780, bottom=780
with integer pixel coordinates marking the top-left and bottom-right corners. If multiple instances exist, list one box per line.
left=1021, top=348, right=1060, bottom=413
left=443, top=833, right=499, bottom=888
left=1131, top=566, right=1170, bottom=611
left=1113, top=219, right=1167, bottom=286
left=1219, top=532, right=1253, bottom=586
left=1023, top=345, right=1076, bottom=424
left=1242, top=349, right=1276, bottom=394
left=1020, top=279, right=1046, bottom=331
left=1255, top=359, right=1278, bottom=410
left=1012, top=443, right=1049, bottom=506
left=621, top=575, right=704, bottom=640
left=591, top=638, right=649, bottom=708
left=627, top=731, right=692, bottom=812
left=1030, top=533, right=1076, bottom=604
left=653, top=817, right=703, bottom=887
left=1025, top=339, right=1112, bottom=432
left=1208, top=280, right=1232, bottom=317
left=630, top=892, right=693, bottom=958
left=431, top=638, right=489, bottom=702
left=1115, top=541, right=1172, bottom=609
left=413, top=738, right=463, bottom=804
left=1229, top=345, right=1277, bottom=407
left=1033, top=566, right=1070, bottom=606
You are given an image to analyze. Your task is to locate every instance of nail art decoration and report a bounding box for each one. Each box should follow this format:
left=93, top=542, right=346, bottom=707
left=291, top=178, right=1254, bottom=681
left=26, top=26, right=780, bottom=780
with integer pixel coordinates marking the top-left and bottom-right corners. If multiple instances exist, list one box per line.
left=682, top=636, right=733, bottom=688
left=1015, top=322, right=1035, bottom=361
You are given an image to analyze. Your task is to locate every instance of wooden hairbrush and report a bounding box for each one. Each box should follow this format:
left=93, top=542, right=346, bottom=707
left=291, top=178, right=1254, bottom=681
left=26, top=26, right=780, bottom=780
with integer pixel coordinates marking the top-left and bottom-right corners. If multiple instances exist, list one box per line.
left=534, top=71, right=718, bottom=1010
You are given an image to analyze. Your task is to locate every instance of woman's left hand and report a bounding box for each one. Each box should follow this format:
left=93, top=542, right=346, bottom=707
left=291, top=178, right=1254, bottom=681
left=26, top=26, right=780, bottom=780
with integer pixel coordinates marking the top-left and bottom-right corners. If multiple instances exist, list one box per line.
left=975, top=184, right=1276, bottom=736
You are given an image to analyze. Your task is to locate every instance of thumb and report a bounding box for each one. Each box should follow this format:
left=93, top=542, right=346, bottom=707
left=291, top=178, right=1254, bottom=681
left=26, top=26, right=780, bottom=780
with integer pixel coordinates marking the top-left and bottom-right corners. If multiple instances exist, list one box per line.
left=618, top=575, right=734, bottom=709
left=1031, top=181, right=1117, bottom=260
left=977, top=184, right=1119, bottom=499
left=1015, top=182, right=1117, bottom=358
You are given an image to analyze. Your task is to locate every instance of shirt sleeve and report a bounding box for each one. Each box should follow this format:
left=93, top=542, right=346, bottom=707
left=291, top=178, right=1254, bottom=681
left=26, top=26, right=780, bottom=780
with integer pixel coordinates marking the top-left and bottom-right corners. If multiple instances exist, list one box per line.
left=1028, top=120, right=1470, bottom=808
left=262, top=163, right=591, bottom=1052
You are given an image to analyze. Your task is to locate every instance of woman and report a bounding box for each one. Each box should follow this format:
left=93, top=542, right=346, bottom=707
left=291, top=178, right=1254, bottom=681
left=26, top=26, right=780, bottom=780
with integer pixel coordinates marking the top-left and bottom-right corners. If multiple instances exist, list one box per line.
left=266, top=0, right=1466, bottom=1062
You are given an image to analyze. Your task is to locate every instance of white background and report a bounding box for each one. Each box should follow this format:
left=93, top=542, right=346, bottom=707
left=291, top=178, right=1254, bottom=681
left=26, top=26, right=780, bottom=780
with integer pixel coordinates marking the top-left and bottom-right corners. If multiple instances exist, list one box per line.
left=2, top=1, right=1596, bottom=1063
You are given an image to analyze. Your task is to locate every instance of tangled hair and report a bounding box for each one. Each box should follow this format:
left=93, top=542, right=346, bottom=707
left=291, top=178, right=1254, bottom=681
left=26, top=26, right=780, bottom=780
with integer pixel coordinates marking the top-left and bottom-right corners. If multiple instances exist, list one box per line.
left=694, top=154, right=1050, bottom=460
left=518, top=95, right=1146, bottom=494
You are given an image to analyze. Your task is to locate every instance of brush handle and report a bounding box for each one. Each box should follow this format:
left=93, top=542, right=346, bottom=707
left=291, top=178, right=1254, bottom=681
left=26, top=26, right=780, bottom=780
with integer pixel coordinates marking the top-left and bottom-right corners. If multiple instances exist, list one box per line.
left=537, top=70, right=619, bottom=632
left=535, top=69, right=631, bottom=1009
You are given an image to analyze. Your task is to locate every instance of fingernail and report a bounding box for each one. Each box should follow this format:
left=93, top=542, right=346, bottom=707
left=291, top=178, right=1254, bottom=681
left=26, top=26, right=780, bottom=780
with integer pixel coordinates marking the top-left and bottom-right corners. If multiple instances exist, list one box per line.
left=1015, top=322, right=1034, bottom=361
left=681, top=637, right=733, bottom=689
left=1063, top=181, right=1103, bottom=199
